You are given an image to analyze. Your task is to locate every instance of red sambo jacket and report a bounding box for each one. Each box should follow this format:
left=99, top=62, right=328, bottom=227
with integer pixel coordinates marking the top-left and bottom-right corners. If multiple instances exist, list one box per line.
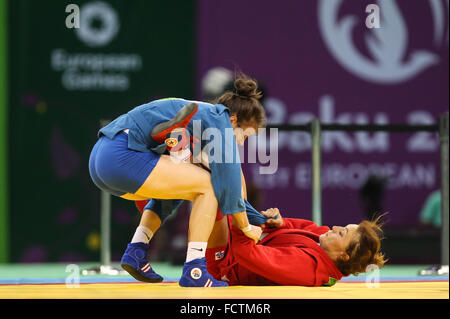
left=206, top=218, right=344, bottom=287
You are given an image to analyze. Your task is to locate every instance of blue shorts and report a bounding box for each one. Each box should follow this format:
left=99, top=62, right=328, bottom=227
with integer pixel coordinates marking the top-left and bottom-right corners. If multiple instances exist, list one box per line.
left=89, top=131, right=161, bottom=197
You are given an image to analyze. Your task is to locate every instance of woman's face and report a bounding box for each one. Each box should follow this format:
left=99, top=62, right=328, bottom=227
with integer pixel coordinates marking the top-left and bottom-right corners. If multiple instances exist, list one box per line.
left=319, top=224, right=359, bottom=262
left=230, top=115, right=257, bottom=145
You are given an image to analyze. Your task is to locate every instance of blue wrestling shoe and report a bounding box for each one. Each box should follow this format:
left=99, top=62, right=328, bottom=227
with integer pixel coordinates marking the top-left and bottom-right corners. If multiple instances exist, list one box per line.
left=179, top=257, right=228, bottom=287
left=120, top=242, right=164, bottom=283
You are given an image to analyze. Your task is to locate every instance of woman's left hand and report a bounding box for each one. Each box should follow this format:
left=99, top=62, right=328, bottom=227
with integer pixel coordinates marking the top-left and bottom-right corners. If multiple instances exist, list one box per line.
left=241, top=224, right=263, bottom=244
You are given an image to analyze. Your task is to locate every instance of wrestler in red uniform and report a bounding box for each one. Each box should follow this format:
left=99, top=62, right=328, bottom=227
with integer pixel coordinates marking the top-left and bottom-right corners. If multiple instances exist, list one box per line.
left=204, top=208, right=386, bottom=287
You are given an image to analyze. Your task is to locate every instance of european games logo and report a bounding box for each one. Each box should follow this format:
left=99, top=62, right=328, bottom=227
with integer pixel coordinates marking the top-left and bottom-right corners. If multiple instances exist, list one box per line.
left=61, top=2, right=141, bottom=91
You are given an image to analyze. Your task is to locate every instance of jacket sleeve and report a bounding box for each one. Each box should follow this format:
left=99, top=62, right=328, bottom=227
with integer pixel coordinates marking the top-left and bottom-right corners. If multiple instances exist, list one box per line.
left=230, top=226, right=318, bottom=286
left=206, top=114, right=245, bottom=215
left=209, top=161, right=245, bottom=215
left=245, top=199, right=270, bottom=225
left=273, top=218, right=330, bottom=235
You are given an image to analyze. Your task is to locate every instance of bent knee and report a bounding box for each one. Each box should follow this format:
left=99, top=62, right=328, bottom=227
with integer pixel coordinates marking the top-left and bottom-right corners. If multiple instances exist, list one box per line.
left=190, top=174, right=216, bottom=202
left=195, top=173, right=215, bottom=196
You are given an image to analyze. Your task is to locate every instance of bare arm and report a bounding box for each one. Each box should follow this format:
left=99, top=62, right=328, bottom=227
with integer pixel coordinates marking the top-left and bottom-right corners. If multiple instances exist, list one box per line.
left=241, top=168, right=247, bottom=200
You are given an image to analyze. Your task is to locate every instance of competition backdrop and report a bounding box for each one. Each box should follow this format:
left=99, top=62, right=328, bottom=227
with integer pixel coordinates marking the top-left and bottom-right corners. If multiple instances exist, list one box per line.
left=5, top=0, right=449, bottom=264
left=196, top=0, right=449, bottom=227
left=8, top=0, right=195, bottom=263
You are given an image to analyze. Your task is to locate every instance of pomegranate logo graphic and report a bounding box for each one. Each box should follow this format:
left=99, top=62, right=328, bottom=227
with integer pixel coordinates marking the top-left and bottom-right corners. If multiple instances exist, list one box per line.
left=318, top=0, right=447, bottom=84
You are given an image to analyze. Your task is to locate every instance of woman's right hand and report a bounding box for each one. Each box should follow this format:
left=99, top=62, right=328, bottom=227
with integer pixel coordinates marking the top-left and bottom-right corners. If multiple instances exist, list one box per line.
left=241, top=224, right=262, bottom=244
left=261, top=208, right=283, bottom=228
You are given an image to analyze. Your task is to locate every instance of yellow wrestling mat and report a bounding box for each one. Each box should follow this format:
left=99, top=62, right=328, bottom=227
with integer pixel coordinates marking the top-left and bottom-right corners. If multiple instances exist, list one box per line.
left=0, top=281, right=448, bottom=299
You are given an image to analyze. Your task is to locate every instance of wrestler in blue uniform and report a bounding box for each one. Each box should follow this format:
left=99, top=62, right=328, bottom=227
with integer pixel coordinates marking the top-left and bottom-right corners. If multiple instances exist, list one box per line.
left=89, top=98, right=267, bottom=286
left=90, top=98, right=244, bottom=214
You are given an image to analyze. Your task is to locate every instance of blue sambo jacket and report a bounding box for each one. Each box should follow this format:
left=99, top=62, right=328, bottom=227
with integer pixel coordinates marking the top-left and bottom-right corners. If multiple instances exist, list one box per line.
left=99, top=98, right=246, bottom=216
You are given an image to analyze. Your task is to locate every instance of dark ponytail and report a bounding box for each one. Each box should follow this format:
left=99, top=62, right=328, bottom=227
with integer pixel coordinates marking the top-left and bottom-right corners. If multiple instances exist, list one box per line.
left=215, top=74, right=266, bottom=128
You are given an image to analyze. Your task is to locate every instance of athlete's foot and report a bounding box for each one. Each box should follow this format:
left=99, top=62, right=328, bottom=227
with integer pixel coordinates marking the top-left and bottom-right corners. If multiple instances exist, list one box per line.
left=179, top=257, right=228, bottom=287
left=120, top=242, right=163, bottom=283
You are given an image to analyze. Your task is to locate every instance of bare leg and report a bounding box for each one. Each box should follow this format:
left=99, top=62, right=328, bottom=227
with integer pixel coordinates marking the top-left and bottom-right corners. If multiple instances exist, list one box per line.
left=133, top=155, right=218, bottom=243
left=120, top=156, right=219, bottom=284
left=207, top=217, right=229, bottom=249
left=140, top=209, right=162, bottom=233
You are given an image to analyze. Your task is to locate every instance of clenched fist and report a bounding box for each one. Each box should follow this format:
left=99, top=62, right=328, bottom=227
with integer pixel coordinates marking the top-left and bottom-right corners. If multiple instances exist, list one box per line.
left=261, top=208, right=283, bottom=228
